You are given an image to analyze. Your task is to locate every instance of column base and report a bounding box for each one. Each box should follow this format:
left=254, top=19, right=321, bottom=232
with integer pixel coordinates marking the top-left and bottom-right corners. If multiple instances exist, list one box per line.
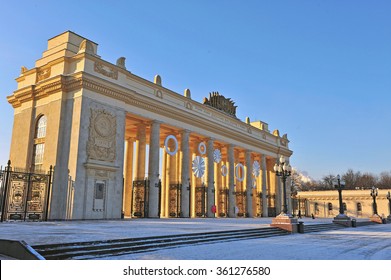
left=370, top=214, right=383, bottom=224
left=333, top=214, right=352, bottom=227
left=270, top=213, right=298, bottom=233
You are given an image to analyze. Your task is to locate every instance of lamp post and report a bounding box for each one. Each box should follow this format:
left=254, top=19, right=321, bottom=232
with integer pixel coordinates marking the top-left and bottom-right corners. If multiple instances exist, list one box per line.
left=334, top=175, right=345, bottom=215
left=332, top=174, right=351, bottom=226
left=387, top=191, right=391, bottom=220
left=273, top=155, right=292, bottom=215
left=370, top=186, right=379, bottom=216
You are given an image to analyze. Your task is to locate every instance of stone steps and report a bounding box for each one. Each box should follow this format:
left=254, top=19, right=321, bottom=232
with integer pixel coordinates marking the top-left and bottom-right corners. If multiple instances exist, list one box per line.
left=32, top=227, right=289, bottom=260
left=302, top=223, right=346, bottom=233
left=302, top=220, right=381, bottom=233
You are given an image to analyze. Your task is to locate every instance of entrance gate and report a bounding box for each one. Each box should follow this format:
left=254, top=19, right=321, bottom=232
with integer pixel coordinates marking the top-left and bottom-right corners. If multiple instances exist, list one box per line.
left=131, top=178, right=161, bottom=218
left=218, top=188, right=229, bottom=217
left=169, top=183, right=181, bottom=217
left=131, top=179, right=149, bottom=218
left=256, top=192, right=263, bottom=217
left=267, top=194, right=277, bottom=217
left=0, top=161, right=53, bottom=222
left=195, top=184, right=206, bottom=217
left=235, top=191, right=246, bottom=217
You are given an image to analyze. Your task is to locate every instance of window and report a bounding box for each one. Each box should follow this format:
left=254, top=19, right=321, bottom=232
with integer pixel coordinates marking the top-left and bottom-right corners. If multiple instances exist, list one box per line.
left=314, top=202, right=319, bottom=215
left=343, top=202, right=347, bottom=214
left=328, top=203, right=333, bottom=211
left=33, top=143, right=45, bottom=165
left=32, top=115, right=47, bottom=172
left=356, top=202, right=362, bottom=216
left=35, top=115, right=47, bottom=138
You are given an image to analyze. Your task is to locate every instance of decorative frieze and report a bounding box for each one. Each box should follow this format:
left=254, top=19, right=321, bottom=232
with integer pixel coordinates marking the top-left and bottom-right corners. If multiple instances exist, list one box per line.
left=94, top=61, right=118, bottom=80
left=36, top=68, right=51, bottom=82
left=87, top=108, right=117, bottom=162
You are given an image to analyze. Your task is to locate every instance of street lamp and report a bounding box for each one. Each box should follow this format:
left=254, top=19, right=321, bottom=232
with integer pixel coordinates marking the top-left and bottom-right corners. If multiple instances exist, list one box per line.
left=370, top=186, right=379, bottom=216
left=273, top=155, right=292, bottom=215
left=334, top=175, right=345, bottom=216
left=332, top=175, right=352, bottom=226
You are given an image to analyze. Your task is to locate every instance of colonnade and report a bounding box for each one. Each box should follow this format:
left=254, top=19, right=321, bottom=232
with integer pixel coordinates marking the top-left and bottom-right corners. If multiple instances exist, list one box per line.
left=123, top=118, right=289, bottom=218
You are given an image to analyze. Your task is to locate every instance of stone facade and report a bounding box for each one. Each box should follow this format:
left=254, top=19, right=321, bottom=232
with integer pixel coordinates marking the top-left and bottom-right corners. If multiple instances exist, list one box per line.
left=297, top=189, right=391, bottom=219
left=6, top=31, right=293, bottom=220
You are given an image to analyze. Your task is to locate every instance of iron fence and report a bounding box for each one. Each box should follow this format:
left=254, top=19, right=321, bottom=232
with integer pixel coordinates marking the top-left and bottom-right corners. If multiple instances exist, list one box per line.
left=0, top=161, right=53, bottom=222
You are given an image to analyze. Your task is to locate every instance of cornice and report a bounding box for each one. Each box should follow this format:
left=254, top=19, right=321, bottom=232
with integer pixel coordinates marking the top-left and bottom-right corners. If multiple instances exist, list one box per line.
left=84, top=55, right=290, bottom=147
left=7, top=73, right=292, bottom=156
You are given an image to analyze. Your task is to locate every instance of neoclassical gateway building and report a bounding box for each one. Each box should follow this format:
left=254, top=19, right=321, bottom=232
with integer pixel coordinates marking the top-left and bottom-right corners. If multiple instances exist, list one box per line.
left=6, top=31, right=293, bottom=220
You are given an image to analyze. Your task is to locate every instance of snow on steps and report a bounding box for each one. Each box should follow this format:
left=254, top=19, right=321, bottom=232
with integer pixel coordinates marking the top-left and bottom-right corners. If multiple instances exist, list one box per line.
left=32, top=227, right=289, bottom=260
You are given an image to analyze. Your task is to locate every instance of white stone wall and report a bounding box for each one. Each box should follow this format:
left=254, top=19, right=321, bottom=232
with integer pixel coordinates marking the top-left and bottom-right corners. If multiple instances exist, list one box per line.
left=71, top=97, right=125, bottom=219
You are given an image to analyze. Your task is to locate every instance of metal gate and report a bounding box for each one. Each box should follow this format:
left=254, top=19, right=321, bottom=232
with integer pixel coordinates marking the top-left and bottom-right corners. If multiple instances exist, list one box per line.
left=234, top=190, right=246, bottom=217
left=267, top=194, right=277, bottom=217
left=218, top=187, right=229, bottom=217
left=0, top=161, right=53, bottom=222
left=131, top=179, right=149, bottom=218
left=256, top=192, right=263, bottom=217
left=195, top=184, right=206, bottom=217
left=131, top=179, right=162, bottom=218
left=169, top=183, right=181, bottom=217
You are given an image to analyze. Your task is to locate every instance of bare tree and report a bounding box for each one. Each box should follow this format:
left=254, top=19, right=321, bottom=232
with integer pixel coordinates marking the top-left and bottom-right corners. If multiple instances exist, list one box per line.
left=377, top=171, right=391, bottom=189
left=356, top=172, right=377, bottom=189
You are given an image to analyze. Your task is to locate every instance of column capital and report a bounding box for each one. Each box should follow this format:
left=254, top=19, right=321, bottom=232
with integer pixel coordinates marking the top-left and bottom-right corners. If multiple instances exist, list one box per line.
left=148, top=120, right=163, bottom=125
left=180, top=129, right=191, bottom=134
left=227, top=144, right=235, bottom=149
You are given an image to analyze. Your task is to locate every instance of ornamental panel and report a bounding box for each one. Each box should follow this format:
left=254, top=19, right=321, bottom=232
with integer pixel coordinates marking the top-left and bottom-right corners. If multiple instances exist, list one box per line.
left=87, top=108, right=117, bottom=162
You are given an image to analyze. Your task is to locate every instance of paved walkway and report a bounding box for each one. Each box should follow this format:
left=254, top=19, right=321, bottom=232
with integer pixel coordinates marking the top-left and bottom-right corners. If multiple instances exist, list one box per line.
left=0, top=217, right=330, bottom=244
left=0, top=218, right=389, bottom=260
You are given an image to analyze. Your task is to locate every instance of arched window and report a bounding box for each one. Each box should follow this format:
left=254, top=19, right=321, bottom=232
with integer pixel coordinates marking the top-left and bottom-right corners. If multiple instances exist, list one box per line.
left=357, top=202, right=362, bottom=216
left=32, top=115, right=47, bottom=172
left=328, top=203, right=333, bottom=211
left=35, top=115, right=47, bottom=138
left=314, top=202, right=319, bottom=215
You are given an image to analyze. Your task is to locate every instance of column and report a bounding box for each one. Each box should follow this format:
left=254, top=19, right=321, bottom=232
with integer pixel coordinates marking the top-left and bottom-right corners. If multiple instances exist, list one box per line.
left=134, top=123, right=147, bottom=180
left=124, top=138, right=134, bottom=217
left=245, top=150, right=253, bottom=218
left=261, top=155, right=268, bottom=217
left=206, top=138, right=215, bottom=218
left=180, top=130, right=190, bottom=217
left=167, top=136, right=178, bottom=217
left=214, top=146, right=222, bottom=217
left=190, top=141, right=197, bottom=217
left=148, top=121, right=161, bottom=218
left=161, top=149, right=168, bottom=217
left=228, top=145, right=235, bottom=218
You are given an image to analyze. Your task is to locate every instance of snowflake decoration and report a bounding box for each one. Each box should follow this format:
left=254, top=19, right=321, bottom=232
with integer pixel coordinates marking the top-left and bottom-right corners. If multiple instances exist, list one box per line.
left=213, top=149, right=222, bottom=163
left=192, top=156, right=205, bottom=178
left=252, top=160, right=261, bottom=177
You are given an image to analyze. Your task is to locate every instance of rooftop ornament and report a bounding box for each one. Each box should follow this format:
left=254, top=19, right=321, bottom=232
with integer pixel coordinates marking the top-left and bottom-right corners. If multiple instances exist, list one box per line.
left=203, top=92, right=237, bottom=117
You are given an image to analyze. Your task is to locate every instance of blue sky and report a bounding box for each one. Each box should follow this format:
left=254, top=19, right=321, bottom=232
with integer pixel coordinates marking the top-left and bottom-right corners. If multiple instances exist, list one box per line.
left=0, top=1, right=390, bottom=180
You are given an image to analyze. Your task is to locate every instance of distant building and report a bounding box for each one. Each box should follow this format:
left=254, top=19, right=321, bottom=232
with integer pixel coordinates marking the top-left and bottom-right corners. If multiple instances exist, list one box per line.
left=296, top=189, right=391, bottom=219
left=4, top=31, right=293, bottom=221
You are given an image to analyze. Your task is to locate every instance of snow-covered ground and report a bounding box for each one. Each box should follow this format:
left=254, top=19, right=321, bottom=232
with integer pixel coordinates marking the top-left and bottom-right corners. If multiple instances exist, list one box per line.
left=0, top=218, right=390, bottom=260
